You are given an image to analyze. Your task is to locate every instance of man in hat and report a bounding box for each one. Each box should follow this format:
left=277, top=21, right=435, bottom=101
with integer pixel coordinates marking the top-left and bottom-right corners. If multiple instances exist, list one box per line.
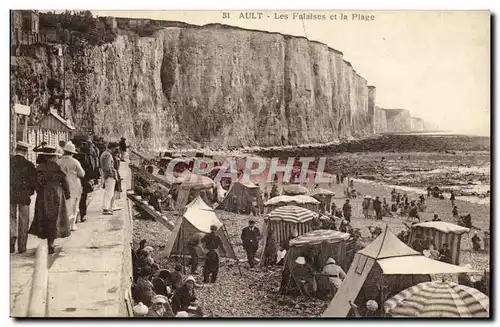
left=342, top=199, right=352, bottom=222
left=58, top=142, right=85, bottom=230
left=74, top=139, right=95, bottom=222
left=10, top=141, right=37, bottom=253
left=100, top=142, right=120, bottom=215
left=241, top=219, right=261, bottom=268
left=201, top=225, right=224, bottom=283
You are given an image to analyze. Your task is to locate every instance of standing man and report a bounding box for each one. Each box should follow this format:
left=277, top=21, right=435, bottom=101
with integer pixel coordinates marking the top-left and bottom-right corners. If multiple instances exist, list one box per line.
left=74, top=139, right=95, bottom=222
left=450, top=191, right=456, bottom=207
left=201, top=225, right=224, bottom=283
left=10, top=141, right=36, bottom=253
left=187, top=234, right=201, bottom=275
left=373, top=196, right=382, bottom=220
left=241, top=219, right=261, bottom=268
left=58, top=142, right=85, bottom=231
left=342, top=199, right=352, bottom=222
left=100, top=142, right=119, bottom=215
left=119, top=137, right=129, bottom=161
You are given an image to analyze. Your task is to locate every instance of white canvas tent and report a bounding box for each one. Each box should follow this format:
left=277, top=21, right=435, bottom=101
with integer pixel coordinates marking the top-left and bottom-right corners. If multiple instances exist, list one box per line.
left=322, top=226, right=478, bottom=317
left=164, top=196, right=238, bottom=262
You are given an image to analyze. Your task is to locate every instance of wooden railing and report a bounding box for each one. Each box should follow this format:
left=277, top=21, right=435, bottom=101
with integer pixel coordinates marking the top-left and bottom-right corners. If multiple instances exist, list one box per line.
left=27, top=243, right=49, bottom=317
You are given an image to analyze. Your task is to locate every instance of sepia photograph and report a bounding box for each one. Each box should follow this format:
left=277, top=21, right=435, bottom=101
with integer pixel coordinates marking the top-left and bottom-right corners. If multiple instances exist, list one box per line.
left=8, top=8, right=491, bottom=319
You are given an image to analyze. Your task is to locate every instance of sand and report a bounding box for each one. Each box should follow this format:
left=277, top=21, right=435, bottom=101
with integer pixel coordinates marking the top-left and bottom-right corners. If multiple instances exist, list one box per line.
left=132, top=178, right=490, bottom=317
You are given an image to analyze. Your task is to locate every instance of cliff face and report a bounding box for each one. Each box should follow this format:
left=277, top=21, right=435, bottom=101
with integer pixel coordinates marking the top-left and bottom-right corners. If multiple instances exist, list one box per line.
left=373, top=106, right=387, bottom=134
left=11, top=23, right=435, bottom=150
left=11, top=24, right=379, bottom=150
left=383, top=109, right=412, bottom=133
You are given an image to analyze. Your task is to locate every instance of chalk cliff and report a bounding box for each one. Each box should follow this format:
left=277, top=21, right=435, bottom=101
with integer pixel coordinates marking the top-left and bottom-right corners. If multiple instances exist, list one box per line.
left=11, top=20, right=433, bottom=150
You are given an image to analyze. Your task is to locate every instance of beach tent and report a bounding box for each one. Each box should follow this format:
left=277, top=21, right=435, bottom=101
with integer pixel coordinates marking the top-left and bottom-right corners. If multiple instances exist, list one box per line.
left=171, top=172, right=215, bottom=210
left=216, top=181, right=264, bottom=214
left=259, top=205, right=318, bottom=264
left=280, top=230, right=351, bottom=296
left=163, top=196, right=238, bottom=261
left=408, top=221, right=469, bottom=265
left=310, top=188, right=335, bottom=213
left=322, top=226, right=478, bottom=317
left=282, top=184, right=310, bottom=196
left=264, top=195, right=320, bottom=213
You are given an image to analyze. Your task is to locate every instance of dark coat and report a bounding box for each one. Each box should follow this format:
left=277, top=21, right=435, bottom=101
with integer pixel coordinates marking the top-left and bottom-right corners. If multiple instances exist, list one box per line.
left=113, top=156, right=122, bottom=193
left=74, top=151, right=94, bottom=193
left=10, top=155, right=37, bottom=205
left=152, top=276, right=168, bottom=296
left=29, top=161, right=71, bottom=240
left=201, top=233, right=223, bottom=251
left=241, top=226, right=260, bottom=249
left=171, top=284, right=197, bottom=314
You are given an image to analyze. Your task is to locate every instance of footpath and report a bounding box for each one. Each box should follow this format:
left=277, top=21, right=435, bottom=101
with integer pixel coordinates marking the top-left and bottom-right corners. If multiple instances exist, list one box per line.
left=10, top=163, right=133, bottom=318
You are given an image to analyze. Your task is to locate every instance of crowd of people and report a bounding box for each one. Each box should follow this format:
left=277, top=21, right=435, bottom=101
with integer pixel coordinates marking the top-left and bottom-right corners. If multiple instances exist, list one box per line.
left=10, top=136, right=129, bottom=254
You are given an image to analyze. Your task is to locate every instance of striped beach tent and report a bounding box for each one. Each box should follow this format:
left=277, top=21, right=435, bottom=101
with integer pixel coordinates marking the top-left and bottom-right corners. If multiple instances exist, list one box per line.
left=408, top=221, right=469, bottom=265
left=323, top=226, right=478, bottom=317
left=259, top=205, right=319, bottom=265
left=384, top=280, right=489, bottom=317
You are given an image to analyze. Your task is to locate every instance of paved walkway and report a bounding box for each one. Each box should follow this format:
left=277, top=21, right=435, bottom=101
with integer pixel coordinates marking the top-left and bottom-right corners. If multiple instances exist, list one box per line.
left=10, top=163, right=132, bottom=317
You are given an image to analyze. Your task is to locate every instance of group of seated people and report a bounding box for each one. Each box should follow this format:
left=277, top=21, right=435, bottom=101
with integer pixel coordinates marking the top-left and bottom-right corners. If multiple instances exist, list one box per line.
left=131, top=240, right=205, bottom=317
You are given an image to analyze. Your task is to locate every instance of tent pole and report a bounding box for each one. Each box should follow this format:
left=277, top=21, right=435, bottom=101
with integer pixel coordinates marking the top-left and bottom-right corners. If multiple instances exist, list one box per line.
left=181, top=225, right=186, bottom=274
left=222, top=224, right=242, bottom=276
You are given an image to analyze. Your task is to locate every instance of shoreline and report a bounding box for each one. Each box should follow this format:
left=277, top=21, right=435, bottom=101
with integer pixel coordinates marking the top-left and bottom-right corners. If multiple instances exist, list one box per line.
left=354, top=178, right=491, bottom=205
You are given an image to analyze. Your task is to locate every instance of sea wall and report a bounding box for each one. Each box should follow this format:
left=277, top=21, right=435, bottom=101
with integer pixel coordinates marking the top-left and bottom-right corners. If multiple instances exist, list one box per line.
left=11, top=22, right=432, bottom=150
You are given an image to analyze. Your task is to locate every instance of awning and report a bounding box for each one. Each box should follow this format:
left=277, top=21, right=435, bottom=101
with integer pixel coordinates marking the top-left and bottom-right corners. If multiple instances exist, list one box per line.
left=411, top=221, right=470, bottom=235
left=377, top=255, right=479, bottom=275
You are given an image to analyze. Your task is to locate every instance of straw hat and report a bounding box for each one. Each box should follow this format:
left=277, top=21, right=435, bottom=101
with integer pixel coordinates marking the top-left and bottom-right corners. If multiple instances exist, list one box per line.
left=133, top=302, right=148, bottom=316
left=295, top=256, right=306, bottom=265
left=37, top=145, right=59, bottom=156
left=176, top=311, right=189, bottom=317
left=63, top=142, right=78, bottom=154
left=15, top=141, right=30, bottom=151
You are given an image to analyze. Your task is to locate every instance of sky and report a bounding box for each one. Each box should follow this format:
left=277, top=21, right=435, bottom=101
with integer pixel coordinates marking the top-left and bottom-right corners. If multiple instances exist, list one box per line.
left=87, top=10, right=490, bottom=136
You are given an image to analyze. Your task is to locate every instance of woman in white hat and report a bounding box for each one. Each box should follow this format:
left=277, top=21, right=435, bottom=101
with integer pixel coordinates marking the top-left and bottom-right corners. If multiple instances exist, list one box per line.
left=146, top=295, right=174, bottom=317
left=133, top=302, right=148, bottom=317
left=28, top=146, right=72, bottom=254
left=172, top=275, right=198, bottom=314
left=321, top=257, right=346, bottom=295
left=57, top=142, right=85, bottom=231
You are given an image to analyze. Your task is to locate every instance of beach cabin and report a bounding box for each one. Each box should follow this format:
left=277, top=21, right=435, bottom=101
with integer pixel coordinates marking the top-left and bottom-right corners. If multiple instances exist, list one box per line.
left=408, top=221, right=469, bottom=266
left=25, top=109, right=75, bottom=163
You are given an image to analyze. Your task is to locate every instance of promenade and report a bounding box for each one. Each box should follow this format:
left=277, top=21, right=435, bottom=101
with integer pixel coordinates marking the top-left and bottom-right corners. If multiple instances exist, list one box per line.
left=10, top=163, right=133, bottom=318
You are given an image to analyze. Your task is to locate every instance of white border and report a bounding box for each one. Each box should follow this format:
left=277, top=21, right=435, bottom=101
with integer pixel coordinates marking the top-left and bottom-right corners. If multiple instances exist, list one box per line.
left=2, top=1, right=497, bottom=326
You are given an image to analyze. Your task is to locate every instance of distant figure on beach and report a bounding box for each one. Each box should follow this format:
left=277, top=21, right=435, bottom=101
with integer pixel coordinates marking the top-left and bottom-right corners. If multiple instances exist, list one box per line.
left=452, top=206, right=459, bottom=219
left=450, top=191, right=456, bottom=207
left=391, top=188, right=397, bottom=202
left=432, top=213, right=441, bottom=221
left=342, top=199, right=352, bottom=222
left=373, top=196, right=382, bottom=220
left=471, top=232, right=482, bottom=252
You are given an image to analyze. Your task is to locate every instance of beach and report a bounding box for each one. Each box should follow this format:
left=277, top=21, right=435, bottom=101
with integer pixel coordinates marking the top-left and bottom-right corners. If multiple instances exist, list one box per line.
left=133, top=173, right=490, bottom=317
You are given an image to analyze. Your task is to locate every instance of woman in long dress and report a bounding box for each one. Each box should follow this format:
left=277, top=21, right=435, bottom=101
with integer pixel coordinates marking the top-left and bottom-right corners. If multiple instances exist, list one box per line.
left=29, top=146, right=71, bottom=254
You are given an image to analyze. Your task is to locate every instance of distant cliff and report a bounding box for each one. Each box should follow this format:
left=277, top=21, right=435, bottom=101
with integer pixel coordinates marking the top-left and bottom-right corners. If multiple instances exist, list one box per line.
left=11, top=18, right=435, bottom=151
